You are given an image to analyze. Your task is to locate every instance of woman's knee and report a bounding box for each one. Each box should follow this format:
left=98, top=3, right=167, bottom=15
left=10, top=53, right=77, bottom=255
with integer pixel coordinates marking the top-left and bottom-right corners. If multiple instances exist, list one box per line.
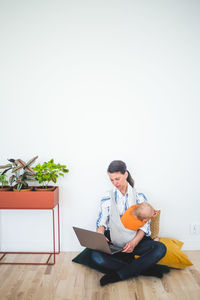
left=91, top=250, right=105, bottom=266
left=153, top=241, right=167, bottom=260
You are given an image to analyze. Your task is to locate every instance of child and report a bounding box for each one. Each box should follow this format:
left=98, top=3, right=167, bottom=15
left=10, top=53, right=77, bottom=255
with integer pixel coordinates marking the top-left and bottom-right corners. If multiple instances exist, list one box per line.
left=121, top=202, right=159, bottom=240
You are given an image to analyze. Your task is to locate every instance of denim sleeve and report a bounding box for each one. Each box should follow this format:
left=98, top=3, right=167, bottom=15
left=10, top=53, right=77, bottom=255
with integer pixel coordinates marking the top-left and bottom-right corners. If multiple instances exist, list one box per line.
left=96, top=196, right=111, bottom=229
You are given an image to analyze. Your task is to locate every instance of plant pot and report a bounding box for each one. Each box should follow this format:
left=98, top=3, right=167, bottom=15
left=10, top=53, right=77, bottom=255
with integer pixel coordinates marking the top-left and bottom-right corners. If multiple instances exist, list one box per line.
left=0, top=187, right=59, bottom=209
left=13, top=187, right=33, bottom=192
left=34, top=186, right=56, bottom=191
left=0, top=186, right=12, bottom=191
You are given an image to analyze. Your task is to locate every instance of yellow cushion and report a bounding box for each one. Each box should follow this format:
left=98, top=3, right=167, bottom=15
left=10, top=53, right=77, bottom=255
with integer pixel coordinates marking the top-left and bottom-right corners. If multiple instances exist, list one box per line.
left=162, top=237, right=183, bottom=249
left=135, top=237, right=193, bottom=269
left=156, top=238, right=192, bottom=269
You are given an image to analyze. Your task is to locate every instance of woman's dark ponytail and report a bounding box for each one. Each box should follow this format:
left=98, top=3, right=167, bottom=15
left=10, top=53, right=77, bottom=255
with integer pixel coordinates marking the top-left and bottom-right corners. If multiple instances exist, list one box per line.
left=107, top=160, right=134, bottom=187
left=127, top=170, right=134, bottom=187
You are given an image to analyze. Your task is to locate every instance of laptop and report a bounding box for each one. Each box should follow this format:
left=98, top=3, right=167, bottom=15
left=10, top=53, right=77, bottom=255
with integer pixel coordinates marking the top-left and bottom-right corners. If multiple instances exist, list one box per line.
left=73, top=226, right=123, bottom=255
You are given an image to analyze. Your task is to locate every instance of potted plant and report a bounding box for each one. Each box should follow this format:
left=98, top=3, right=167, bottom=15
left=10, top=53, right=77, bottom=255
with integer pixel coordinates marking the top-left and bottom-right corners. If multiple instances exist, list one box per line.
left=0, top=173, right=10, bottom=191
left=0, top=156, right=60, bottom=209
left=10, top=157, right=38, bottom=191
left=33, top=159, right=69, bottom=191
left=0, top=162, right=13, bottom=191
left=10, top=170, right=36, bottom=191
left=0, top=156, right=38, bottom=191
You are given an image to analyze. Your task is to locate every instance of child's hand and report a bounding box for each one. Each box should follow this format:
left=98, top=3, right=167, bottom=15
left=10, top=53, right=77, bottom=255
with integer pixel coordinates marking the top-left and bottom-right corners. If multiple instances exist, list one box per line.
left=152, top=210, right=158, bottom=217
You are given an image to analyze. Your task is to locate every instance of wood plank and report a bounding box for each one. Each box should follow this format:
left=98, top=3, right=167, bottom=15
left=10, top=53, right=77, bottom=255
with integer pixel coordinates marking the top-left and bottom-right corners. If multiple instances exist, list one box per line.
left=0, top=251, right=200, bottom=300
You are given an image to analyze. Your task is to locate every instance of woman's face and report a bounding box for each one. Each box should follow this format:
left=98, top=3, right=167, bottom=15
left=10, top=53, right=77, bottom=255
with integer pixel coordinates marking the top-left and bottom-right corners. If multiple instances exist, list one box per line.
left=108, top=171, right=128, bottom=190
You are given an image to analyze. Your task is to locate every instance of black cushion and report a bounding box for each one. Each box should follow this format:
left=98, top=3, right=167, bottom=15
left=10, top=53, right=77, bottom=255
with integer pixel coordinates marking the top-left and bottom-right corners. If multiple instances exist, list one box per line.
left=72, top=248, right=109, bottom=274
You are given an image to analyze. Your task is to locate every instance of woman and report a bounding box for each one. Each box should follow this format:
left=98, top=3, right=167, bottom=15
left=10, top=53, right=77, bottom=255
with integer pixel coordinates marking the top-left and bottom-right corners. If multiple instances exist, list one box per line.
left=91, top=160, right=167, bottom=286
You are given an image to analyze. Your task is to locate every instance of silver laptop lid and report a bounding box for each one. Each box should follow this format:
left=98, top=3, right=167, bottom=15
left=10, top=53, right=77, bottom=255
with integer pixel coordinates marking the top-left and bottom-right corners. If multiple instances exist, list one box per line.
left=73, top=226, right=113, bottom=254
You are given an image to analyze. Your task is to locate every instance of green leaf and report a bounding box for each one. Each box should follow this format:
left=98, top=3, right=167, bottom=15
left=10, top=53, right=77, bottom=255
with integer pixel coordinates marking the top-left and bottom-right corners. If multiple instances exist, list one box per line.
left=26, top=156, right=38, bottom=167
left=17, top=183, right=23, bottom=191
left=16, top=159, right=26, bottom=168
left=0, top=164, right=12, bottom=169
left=12, top=165, right=23, bottom=173
left=2, top=167, right=12, bottom=175
left=9, top=175, right=15, bottom=185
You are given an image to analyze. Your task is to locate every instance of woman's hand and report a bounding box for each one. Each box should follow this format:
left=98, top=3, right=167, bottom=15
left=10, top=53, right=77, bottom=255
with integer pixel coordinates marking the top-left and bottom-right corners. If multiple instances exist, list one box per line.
left=122, top=240, right=136, bottom=253
left=96, top=226, right=110, bottom=242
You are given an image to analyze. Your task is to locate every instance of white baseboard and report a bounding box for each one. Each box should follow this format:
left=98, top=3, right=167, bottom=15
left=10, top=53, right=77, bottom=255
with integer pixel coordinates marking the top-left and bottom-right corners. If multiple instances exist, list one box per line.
left=182, top=240, right=200, bottom=250
left=1, top=241, right=200, bottom=252
left=0, top=241, right=56, bottom=252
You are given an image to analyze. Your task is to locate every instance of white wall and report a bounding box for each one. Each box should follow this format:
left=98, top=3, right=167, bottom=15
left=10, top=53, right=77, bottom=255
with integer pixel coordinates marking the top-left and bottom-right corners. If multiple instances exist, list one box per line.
left=0, top=0, right=200, bottom=251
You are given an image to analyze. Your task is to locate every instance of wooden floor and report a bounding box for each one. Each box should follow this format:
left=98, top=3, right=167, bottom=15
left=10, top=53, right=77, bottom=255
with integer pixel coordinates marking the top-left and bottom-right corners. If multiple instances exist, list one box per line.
left=0, top=251, right=200, bottom=300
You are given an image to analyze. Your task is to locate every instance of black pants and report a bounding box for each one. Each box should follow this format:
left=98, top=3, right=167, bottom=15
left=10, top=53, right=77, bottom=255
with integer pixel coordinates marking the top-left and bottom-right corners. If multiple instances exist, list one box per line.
left=91, top=231, right=167, bottom=280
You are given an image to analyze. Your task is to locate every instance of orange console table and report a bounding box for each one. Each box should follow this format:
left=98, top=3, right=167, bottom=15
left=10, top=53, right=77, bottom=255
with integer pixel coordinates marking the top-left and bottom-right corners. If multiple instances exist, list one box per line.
left=0, top=187, right=60, bottom=265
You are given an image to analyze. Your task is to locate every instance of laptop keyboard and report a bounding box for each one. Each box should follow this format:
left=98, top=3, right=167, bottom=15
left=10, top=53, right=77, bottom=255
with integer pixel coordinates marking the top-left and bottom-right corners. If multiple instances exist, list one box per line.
left=109, top=244, right=122, bottom=253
